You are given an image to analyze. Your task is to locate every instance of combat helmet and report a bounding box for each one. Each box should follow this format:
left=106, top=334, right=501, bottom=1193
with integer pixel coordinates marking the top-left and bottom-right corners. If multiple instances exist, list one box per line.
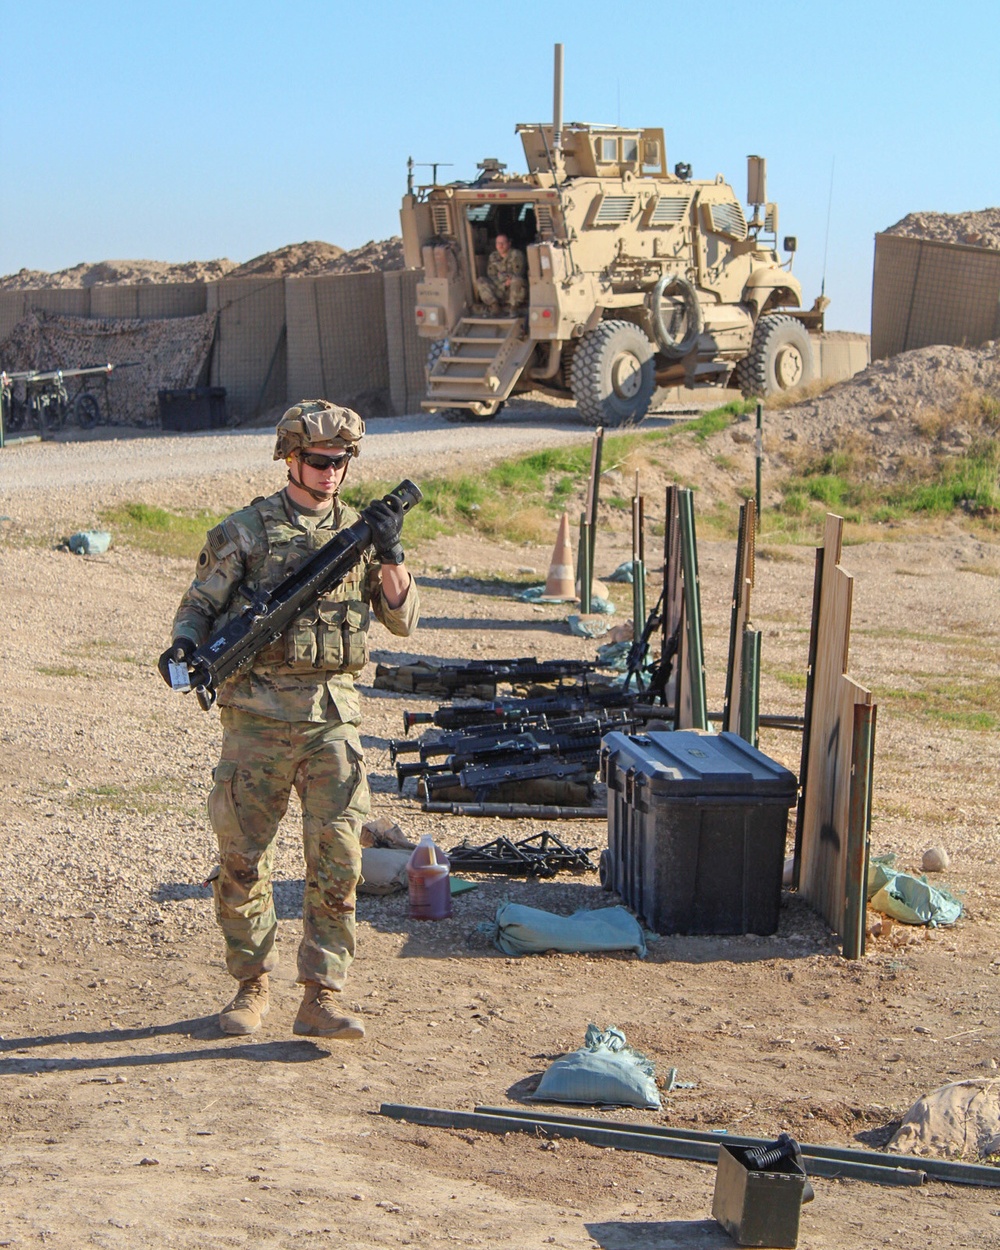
left=274, top=400, right=365, bottom=461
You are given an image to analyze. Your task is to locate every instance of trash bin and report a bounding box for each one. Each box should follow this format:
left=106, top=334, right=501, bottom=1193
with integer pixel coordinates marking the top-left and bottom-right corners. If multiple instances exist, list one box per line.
left=158, top=387, right=227, bottom=431
left=599, top=731, right=797, bottom=936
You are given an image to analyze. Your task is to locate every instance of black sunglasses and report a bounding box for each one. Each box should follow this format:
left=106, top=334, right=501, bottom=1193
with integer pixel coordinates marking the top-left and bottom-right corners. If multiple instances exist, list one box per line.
left=299, top=450, right=349, bottom=471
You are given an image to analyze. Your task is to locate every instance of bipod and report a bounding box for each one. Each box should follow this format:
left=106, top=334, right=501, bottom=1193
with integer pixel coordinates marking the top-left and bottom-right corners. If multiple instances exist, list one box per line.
left=446, top=830, right=598, bottom=877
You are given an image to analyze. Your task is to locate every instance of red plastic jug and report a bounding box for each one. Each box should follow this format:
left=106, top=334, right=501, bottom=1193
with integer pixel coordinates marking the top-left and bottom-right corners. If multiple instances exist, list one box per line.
left=407, top=833, right=452, bottom=920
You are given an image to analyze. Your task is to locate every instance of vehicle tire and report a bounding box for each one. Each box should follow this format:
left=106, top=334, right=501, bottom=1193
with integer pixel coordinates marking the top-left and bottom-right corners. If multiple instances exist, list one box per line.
left=73, top=393, right=100, bottom=429
left=569, top=319, right=656, bottom=427
left=648, top=273, right=702, bottom=359
left=737, top=314, right=815, bottom=398
left=442, top=405, right=500, bottom=424
left=559, top=340, right=578, bottom=391
left=425, top=338, right=449, bottom=381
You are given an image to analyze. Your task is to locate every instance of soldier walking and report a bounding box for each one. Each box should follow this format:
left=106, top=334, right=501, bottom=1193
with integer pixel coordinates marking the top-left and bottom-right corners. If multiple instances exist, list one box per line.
left=161, top=401, right=420, bottom=1039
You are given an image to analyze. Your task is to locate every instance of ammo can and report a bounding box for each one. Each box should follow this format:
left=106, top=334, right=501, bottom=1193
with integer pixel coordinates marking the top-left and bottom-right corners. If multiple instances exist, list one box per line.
left=712, top=1142, right=809, bottom=1248
left=599, top=731, right=796, bottom=936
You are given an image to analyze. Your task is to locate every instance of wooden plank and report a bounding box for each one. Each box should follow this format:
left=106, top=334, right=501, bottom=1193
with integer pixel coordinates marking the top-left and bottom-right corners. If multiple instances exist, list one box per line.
left=677, top=490, right=708, bottom=730
left=661, top=485, right=683, bottom=719
left=843, top=700, right=877, bottom=959
left=799, top=565, right=854, bottom=921
left=800, top=514, right=859, bottom=927
left=798, top=510, right=878, bottom=941
left=723, top=499, right=756, bottom=734
left=793, top=546, right=824, bottom=889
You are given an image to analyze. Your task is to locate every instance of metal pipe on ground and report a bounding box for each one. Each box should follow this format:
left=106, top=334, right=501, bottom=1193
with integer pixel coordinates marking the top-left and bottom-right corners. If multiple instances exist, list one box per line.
left=379, top=1104, right=929, bottom=1187
left=472, top=1106, right=1000, bottom=1189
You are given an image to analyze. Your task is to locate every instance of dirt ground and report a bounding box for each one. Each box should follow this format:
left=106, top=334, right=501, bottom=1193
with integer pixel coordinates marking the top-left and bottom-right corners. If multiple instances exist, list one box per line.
left=1, top=426, right=999, bottom=1250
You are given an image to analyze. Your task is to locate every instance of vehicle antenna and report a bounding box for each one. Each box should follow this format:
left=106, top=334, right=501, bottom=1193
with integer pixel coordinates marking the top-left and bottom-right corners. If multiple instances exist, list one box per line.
left=821, top=156, right=835, bottom=298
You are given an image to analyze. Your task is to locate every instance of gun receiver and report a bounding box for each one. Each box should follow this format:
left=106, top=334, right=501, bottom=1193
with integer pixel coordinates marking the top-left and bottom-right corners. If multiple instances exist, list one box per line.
left=181, top=480, right=422, bottom=710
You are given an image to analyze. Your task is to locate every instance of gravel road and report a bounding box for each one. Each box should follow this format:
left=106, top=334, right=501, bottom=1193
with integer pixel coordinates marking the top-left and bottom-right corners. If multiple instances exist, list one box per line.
left=0, top=401, right=709, bottom=494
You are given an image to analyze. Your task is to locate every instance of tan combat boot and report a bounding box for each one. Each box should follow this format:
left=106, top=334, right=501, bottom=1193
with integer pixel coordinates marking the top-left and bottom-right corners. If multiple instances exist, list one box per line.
left=293, top=982, right=365, bottom=1040
left=218, top=974, right=270, bottom=1036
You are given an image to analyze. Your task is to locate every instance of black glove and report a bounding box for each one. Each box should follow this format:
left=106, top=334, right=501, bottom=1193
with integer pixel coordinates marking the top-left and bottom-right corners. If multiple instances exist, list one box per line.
left=365, top=495, right=405, bottom=565
left=157, top=637, right=195, bottom=689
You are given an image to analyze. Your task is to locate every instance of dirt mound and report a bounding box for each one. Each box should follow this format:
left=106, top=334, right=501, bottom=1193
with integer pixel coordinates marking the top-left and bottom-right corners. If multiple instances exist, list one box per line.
left=226, top=237, right=404, bottom=280
left=0, top=257, right=237, bottom=291
left=1, top=238, right=405, bottom=291
left=884, top=208, right=1000, bottom=251
left=225, top=240, right=345, bottom=279
left=324, top=236, right=405, bottom=274
left=768, top=339, right=1000, bottom=480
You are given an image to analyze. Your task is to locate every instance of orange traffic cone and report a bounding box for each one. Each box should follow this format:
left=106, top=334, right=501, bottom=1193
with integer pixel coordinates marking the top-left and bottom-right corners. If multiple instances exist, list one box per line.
left=542, top=512, right=578, bottom=601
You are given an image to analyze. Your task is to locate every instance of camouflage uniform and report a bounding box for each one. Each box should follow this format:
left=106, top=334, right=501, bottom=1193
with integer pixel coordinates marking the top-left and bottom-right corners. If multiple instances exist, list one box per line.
left=173, top=488, right=419, bottom=990
left=476, top=246, right=527, bottom=312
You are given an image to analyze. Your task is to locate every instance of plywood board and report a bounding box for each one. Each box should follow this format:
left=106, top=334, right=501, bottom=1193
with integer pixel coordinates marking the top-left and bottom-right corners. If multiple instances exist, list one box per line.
left=798, top=514, right=877, bottom=933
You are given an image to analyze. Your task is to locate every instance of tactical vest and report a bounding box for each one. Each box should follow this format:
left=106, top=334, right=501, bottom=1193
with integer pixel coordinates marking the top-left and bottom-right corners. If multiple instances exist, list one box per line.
left=225, top=493, right=371, bottom=678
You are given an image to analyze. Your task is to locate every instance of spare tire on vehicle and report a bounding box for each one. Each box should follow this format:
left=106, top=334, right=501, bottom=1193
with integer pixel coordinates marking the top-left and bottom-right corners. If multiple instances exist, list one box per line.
left=647, top=273, right=702, bottom=359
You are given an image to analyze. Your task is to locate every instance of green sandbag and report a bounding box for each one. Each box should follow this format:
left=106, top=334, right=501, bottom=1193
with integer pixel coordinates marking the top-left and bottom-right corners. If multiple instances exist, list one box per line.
left=869, top=872, right=962, bottom=927
left=490, top=902, right=646, bottom=958
left=529, top=1024, right=661, bottom=1110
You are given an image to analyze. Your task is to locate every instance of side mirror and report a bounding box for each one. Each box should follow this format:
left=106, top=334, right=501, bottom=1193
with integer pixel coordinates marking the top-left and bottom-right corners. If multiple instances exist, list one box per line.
left=783, top=236, right=797, bottom=254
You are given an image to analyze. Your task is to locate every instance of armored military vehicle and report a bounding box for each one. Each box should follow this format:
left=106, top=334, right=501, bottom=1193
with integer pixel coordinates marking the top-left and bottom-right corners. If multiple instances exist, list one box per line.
left=399, top=47, right=824, bottom=426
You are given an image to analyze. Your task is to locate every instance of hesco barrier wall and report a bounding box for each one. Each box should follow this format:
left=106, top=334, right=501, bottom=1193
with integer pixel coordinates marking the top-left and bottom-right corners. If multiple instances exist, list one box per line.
left=0, top=288, right=91, bottom=343
left=814, top=332, right=869, bottom=382
left=384, top=269, right=426, bottom=415
left=207, top=277, right=287, bottom=421
left=285, top=273, right=391, bottom=417
left=90, top=283, right=208, bottom=321
left=872, top=233, right=1000, bottom=360
left=0, top=270, right=871, bottom=424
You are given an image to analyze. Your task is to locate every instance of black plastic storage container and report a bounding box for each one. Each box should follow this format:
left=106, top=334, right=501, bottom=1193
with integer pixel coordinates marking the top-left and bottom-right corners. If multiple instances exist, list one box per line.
left=158, top=386, right=227, bottom=431
left=599, top=731, right=797, bottom=936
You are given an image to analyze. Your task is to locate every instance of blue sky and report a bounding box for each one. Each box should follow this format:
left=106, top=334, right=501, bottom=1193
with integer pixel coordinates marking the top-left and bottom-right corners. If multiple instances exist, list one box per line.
left=1, top=1, right=996, bottom=332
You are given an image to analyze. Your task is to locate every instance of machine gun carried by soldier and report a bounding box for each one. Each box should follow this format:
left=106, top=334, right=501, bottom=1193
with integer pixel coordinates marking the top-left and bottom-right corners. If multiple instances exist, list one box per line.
left=157, top=480, right=422, bottom=710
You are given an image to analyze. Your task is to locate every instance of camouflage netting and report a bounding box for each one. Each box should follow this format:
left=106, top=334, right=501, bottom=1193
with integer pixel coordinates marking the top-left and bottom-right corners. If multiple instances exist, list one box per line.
left=0, top=309, right=217, bottom=426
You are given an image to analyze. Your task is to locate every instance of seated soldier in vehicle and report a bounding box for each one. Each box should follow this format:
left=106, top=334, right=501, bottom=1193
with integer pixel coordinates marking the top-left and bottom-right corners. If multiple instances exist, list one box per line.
left=475, top=233, right=527, bottom=314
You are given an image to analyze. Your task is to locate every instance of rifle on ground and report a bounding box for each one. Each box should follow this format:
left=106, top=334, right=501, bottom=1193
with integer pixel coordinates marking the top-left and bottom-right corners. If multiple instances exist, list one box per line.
left=395, top=711, right=635, bottom=792
left=162, top=480, right=422, bottom=710
left=423, top=755, right=597, bottom=803
left=401, top=684, right=640, bottom=734
left=390, top=709, right=630, bottom=764
left=375, top=656, right=598, bottom=698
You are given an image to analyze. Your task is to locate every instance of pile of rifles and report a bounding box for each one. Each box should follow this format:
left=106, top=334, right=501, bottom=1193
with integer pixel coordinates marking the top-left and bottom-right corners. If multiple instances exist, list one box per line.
left=384, top=657, right=667, bottom=809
